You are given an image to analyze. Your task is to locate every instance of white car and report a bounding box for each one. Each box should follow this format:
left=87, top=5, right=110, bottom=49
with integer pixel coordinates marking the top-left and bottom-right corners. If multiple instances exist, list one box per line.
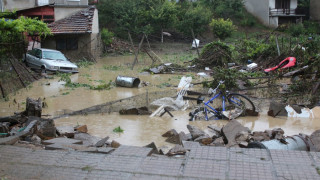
left=25, top=48, right=79, bottom=73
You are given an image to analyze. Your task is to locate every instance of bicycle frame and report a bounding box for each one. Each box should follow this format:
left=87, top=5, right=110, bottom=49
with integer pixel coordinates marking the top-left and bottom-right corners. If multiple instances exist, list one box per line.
left=202, top=91, right=243, bottom=121
left=202, top=91, right=226, bottom=120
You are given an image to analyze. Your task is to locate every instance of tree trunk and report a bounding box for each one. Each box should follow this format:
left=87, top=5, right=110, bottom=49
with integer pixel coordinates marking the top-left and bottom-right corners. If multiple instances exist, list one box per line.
left=191, top=29, right=200, bottom=57
left=131, top=35, right=145, bottom=70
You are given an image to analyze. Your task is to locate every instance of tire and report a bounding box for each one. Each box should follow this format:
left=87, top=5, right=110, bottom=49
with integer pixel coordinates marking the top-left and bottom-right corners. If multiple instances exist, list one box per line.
left=41, top=66, right=46, bottom=73
left=225, top=93, right=255, bottom=119
left=189, top=107, right=219, bottom=121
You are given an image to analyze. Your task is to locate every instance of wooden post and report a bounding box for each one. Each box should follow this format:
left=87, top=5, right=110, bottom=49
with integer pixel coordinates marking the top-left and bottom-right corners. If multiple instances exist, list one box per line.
left=275, top=36, right=280, bottom=56
left=131, top=35, right=145, bottom=70
left=161, top=28, right=163, bottom=43
left=191, top=29, right=200, bottom=57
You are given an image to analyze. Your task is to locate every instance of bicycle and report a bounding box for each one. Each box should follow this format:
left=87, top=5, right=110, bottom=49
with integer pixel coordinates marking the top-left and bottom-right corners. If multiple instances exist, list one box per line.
left=189, top=81, right=256, bottom=121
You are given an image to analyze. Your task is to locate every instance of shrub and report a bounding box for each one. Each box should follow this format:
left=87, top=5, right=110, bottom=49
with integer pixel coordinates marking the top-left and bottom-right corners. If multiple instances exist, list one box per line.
left=101, top=28, right=114, bottom=46
left=287, top=23, right=305, bottom=37
left=209, top=18, right=236, bottom=40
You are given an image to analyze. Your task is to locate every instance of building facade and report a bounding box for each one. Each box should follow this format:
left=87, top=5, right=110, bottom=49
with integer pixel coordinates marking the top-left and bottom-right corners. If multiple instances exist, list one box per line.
left=310, top=0, right=320, bottom=21
left=245, top=0, right=305, bottom=27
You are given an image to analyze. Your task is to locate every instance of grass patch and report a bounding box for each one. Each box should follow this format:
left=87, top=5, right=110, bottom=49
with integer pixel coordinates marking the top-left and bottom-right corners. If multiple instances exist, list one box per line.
left=113, top=126, right=124, bottom=133
left=76, top=59, right=94, bottom=68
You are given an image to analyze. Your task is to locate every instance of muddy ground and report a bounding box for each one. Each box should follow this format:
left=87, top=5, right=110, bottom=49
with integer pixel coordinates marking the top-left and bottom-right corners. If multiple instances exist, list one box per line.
left=1, top=43, right=320, bottom=148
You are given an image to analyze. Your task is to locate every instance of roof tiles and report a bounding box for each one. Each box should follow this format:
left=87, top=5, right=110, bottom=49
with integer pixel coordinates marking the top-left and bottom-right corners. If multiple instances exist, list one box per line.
left=48, top=6, right=95, bottom=34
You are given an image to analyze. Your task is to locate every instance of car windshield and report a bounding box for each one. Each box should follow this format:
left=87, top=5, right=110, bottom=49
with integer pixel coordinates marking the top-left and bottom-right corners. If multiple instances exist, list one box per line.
left=42, top=51, right=67, bottom=61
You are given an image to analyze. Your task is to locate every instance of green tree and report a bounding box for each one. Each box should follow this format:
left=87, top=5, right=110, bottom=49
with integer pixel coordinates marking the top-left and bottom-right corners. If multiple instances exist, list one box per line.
left=151, top=1, right=177, bottom=42
left=176, top=3, right=211, bottom=37
left=209, top=18, right=236, bottom=40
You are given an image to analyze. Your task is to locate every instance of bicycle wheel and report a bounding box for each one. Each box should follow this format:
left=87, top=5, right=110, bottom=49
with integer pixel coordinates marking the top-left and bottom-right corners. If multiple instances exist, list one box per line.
left=189, top=107, right=219, bottom=121
left=224, top=93, right=256, bottom=119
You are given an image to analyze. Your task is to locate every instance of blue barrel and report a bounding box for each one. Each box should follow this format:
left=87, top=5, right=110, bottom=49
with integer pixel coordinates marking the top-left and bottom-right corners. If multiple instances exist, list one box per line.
left=248, top=135, right=309, bottom=151
left=116, top=76, right=140, bottom=88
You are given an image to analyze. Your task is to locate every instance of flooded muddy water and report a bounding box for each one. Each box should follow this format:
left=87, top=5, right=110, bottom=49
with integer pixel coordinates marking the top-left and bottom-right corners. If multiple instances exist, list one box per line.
left=1, top=53, right=320, bottom=148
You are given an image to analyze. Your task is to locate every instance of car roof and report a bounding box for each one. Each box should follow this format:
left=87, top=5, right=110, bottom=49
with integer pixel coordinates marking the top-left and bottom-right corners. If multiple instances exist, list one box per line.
left=36, top=48, right=61, bottom=53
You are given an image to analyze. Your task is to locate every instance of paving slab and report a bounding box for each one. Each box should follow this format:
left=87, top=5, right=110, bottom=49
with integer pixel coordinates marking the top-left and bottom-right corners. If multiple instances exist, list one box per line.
left=228, top=161, right=274, bottom=180
left=229, top=148, right=271, bottom=163
left=139, top=156, right=184, bottom=176
left=111, top=145, right=153, bottom=157
left=187, top=146, right=228, bottom=160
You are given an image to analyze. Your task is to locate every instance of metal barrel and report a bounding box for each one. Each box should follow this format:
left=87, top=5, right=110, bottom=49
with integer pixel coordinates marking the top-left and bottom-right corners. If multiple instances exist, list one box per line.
left=115, top=76, right=140, bottom=88
left=247, top=135, right=309, bottom=151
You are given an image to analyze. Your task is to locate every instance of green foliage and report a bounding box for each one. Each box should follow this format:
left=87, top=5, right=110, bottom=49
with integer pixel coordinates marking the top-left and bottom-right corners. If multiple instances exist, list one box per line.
left=203, top=68, right=255, bottom=90
left=76, top=59, right=94, bottom=68
left=209, top=18, right=236, bottom=40
left=287, top=23, right=305, bottom=37
left=151, top=1, right=177, bottom=31
left=199, top=0, right=244, bottom=19
left=235, top=39, right=276, bottom=63
left=303, top=21, right=320, bottom=35
left=101, top=28, right=114, bottom=46
left=113, top=126, right=124, bottom=133
left=103, top=65, right=124, bottom=71
left=176, top=3, right=211, bottom=36
left=197, top=41, right=233, bottom=67
left=90, top=80, right=113, bottom=90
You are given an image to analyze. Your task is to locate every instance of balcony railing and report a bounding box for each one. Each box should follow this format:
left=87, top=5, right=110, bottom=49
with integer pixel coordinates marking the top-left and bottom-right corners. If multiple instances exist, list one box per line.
left=270, top=8, right=296, bottom=16
left=49, top=0, right=88, bottom=5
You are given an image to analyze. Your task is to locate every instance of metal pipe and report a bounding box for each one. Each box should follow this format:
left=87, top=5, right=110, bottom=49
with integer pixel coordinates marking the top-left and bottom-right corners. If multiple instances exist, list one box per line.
left=115, top=76, right=140, bottom=88
left=247, top=135, right=309, bottom=151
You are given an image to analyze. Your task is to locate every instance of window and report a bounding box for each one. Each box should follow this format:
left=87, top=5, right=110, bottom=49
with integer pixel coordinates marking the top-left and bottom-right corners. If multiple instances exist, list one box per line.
left=56, top=38, right=78, bottom=50
left=275, top=0, right=290, bottom=9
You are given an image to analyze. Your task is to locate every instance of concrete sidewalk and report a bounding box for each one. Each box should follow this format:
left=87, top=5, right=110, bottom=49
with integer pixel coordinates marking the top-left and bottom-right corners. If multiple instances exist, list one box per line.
left=0, top=144, right=320, bottom=180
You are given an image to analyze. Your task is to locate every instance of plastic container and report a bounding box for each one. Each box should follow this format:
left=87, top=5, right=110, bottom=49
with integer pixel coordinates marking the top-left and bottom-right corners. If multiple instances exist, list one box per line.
left=115, top=76, right=140, bottom=88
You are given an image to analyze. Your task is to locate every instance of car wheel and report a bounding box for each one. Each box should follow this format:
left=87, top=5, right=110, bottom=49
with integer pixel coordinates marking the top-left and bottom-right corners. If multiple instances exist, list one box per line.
left=41, top=66, right=46, bottom=73
left=25, top=61, right=29, bottom=67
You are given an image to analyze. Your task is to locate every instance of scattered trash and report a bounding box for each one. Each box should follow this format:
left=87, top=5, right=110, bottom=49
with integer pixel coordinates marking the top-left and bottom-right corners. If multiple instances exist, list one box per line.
left=192, top=38, right=200, bottom=48
left=264, top=57, right=296, bottom=73
left=115, top=76, right=140, bottom=88
left=246, top=62, right=257, bottom=70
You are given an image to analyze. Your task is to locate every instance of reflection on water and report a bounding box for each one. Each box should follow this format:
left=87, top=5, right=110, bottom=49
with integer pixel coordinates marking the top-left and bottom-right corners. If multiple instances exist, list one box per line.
left=1, top=55, right=320, bottom=147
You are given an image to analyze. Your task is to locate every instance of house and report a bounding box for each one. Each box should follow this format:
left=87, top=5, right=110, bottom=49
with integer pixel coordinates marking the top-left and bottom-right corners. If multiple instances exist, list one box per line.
left=7, top=0, right=100, bottom=60
left=41, top=6, right=101, bottom=60
left=310, top=0, right=320, bottom=21
left=244, top=0, right=306, bottom=28
left=0, top=0, right=49, bottom=11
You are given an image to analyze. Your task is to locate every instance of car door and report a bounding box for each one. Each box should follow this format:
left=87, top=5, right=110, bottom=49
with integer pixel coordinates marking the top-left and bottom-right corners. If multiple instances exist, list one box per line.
left=34, top=49, right=43, bottom=69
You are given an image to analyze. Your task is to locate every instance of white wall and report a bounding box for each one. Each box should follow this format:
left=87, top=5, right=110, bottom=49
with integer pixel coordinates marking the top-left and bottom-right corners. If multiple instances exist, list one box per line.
left=54, top=7, right=84, bottom=21
left=3, top=0, right=35, bottom=11
left=244, top=0, right=270, bottom=27
left=269, top=17, right=278, bottom=28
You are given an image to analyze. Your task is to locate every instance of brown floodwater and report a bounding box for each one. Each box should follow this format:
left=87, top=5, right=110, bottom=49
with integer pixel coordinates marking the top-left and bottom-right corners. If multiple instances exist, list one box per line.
left=1, top=54, right=320, bottom=148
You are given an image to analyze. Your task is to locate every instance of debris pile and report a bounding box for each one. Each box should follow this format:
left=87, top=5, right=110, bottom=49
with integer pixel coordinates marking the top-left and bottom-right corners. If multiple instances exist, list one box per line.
left=162, top=120, right=320, bottom=152
left=192, top=41, right=232, bottom=69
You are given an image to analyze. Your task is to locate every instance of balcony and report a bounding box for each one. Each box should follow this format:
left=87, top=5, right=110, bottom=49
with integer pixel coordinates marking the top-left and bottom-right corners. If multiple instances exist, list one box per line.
left=270, top=8, right=306, bottom=17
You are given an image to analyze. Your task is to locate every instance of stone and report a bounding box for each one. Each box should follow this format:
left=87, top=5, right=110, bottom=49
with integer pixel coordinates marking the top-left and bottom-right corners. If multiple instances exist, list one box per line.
left=165, top=131, right=188, bottom=145
left=42, top=137, right=83, bottom=145
left=211, top=137, right=225, bottom=146
left=187, top=125, right=205, bottom=140
left=56, top=126, right=75, bottom=138
left=162, top=129, right=178, bottom=137
left=251, top=131, right=270, bottom=142
left=36, top=117, right=56, bottom=138
left=272, top=128, right=285, bottom=140
left=239, top=141, right=249, bottom=148
left=94, top=136, right=109, bottom=147
left=74, top=125, right=88, bottom=133
left=167, top=145, right=186, bottom=156
left=74, top=133, right=101, bottom=146
left=235, top=131, right=250, bottom=142
left=24, top=97, right=42, bottom=117
left=111, top=140, right=121, bottom=148
left=221, top=120, right=250, bottom=147
left=267, top=101, right=287, bottom=117
left=309, top=130, right=320, bottom=152
left=265, top=130, right=273, bottom=138
left=194, top=135, right=213, bottom=145
left=205, top=128, right=221, bottom=140
left=0, top=122, right=10, bottom=134
left=145, top=142, right=159, bottom=154
left=159, top=145, right=171, bottom=155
